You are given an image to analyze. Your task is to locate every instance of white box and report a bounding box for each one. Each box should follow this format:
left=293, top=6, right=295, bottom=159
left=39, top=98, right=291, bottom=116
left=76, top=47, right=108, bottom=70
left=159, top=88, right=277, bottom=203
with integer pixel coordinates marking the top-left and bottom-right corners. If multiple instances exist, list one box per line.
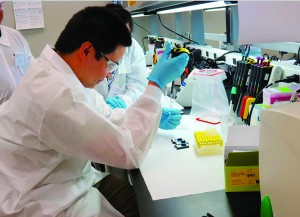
left=260, top=103, right=300, bottom=217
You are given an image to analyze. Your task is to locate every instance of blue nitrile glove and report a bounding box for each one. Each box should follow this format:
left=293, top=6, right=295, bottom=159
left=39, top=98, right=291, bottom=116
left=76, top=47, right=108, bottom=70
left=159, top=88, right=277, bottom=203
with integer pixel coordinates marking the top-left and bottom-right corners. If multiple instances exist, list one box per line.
left=147, top=42, right=189, bottom=89
left=105, top=96, right=126, bottom=109
left=159, top=108, right=182, bottom=130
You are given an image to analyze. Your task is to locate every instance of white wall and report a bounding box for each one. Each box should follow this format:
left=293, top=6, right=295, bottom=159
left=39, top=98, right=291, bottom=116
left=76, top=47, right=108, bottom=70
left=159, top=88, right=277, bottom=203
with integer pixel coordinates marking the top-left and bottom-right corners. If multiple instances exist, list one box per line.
left=132, top=10, right=226, bottom=50
left=3, top=1, right=294, bottom=60
left=131, top=16, right=150, bottom=52
left=2, top=1, right=107, bottom=57
left=1, top=1, right=229, bottom=56
left=131, top=9, right=295, bottom=60
left=204, top=10, right=226, bottom=48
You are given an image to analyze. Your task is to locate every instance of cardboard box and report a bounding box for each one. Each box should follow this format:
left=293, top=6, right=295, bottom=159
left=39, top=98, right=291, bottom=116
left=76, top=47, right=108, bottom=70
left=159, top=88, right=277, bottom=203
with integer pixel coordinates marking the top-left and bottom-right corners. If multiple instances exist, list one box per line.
left=225, top=151, right=260, bottom=192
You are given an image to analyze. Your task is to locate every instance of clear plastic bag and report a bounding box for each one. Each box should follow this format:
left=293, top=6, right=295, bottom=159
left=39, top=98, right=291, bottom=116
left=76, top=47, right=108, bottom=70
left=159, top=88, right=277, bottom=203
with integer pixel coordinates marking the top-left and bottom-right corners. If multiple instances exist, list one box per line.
left=190, top=69, right=229, bottom=118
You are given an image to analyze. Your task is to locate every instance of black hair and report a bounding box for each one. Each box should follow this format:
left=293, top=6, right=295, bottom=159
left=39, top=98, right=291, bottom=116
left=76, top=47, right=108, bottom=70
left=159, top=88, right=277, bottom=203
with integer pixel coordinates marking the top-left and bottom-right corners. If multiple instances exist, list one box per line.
left=105, top=3, right=133, bottom=33
left=54, top=6, right=132, bottom=57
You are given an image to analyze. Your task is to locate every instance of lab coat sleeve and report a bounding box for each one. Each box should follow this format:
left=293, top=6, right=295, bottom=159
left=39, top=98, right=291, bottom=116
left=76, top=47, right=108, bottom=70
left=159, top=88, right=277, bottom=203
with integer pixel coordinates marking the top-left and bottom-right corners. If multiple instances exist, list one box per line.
left=88, top=88, right=127, bottom=126
left=118, top=39, right=148, bottom=106
left=87, top=88, right=113, bottom=117
left=39, top=85, right=162, bottom=169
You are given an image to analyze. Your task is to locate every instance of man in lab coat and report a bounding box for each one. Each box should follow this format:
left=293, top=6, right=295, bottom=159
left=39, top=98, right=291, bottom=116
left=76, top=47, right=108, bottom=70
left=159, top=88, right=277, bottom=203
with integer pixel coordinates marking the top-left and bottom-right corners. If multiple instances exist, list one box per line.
left=95, top=3, right=148, bottom=109
left=0, top=6, right=189, bottom=217
left=0, top=0, right=34, bottom=104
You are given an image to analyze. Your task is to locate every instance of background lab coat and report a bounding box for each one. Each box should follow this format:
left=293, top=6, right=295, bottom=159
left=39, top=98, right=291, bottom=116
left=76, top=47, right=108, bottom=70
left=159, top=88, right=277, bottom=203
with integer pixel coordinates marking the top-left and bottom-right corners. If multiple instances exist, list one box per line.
left=0, top=45, right=162, bottom=216
left=0, top=25, right=34, bottom=104
left=95, top=38, right=148, bottom=106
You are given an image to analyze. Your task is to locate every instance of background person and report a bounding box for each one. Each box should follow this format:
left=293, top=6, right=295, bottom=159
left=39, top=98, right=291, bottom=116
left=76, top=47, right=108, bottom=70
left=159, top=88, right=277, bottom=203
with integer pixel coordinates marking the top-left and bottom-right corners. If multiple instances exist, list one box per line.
left=0, top=0, right=34, bottom=104
left=95, top=3, right=147, bottom=110
left=97, top=3, right=182, bottom=131
left=0, top=6, right=189, bottom=217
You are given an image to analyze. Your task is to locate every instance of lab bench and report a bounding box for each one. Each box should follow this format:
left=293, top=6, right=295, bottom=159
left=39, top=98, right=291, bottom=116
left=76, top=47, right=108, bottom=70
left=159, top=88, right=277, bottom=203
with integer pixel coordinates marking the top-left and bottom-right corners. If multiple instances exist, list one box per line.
left=129, top=169, right=260, bottom=217
left=128, top=107, right=261, bottom=217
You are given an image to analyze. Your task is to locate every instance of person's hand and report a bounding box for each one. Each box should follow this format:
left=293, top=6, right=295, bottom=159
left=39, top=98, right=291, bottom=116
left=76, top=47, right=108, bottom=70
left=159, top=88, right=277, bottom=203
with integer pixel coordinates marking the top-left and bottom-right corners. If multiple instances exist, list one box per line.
left=105, top=96, right=126, bottom=109
left=147, top=42, right=189, bottom=89
left=159, top=108, right=182, bottom=130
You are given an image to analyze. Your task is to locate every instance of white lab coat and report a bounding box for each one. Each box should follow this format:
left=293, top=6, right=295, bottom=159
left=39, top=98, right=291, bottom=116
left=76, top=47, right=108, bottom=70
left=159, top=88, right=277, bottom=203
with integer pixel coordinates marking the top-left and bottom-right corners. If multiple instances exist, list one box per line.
left=0, top=45, right=162, bottom=217
left=0, top=25, right=33, bottom=104
left=95, top=38, right=148, bottom=106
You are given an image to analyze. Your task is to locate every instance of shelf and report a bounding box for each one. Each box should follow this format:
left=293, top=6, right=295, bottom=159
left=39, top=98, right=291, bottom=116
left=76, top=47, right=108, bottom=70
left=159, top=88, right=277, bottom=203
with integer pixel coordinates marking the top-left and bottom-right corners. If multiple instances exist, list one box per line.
left=205, top=33, right=227, bottom=42
left=252, top=42, right=300, bottom=54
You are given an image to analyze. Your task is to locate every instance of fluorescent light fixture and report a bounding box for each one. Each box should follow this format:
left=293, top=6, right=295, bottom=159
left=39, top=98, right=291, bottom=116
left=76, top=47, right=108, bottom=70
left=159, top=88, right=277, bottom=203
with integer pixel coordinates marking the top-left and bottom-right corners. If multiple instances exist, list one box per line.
left=132, top=13, right=145, bottom=18
left=204, top=7, right=226, bottom=12
left=132, top=12, right=155, bottom=18
left=157, top=1, right=227, bottom=14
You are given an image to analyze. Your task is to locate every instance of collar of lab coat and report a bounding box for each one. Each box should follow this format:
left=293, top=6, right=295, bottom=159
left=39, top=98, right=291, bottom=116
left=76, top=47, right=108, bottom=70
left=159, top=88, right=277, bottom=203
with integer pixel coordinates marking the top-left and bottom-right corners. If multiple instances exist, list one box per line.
left=41, top=44, right=75, bottom=76
left=41, top=44, right=87, bottom=95
left=116, top=55, right=130, bottom=75
left=0, top=25, right=11, bottom=47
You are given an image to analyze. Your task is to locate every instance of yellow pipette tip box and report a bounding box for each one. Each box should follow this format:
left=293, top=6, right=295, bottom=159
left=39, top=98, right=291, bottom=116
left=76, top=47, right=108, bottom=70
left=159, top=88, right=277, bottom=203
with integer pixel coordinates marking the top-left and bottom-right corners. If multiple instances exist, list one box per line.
left=194, top=128, right=223, bottom=156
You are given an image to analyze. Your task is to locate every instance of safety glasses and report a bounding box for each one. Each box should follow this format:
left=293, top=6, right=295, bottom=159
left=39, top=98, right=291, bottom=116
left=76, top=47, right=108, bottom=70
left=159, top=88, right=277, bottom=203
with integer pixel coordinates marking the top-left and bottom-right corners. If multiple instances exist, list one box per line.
left=99, top=52, right=119, bottom=72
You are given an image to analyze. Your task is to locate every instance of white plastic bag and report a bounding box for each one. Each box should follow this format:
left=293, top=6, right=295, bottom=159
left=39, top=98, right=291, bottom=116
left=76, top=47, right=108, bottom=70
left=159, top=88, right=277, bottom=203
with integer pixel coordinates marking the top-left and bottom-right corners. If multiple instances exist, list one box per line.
left=190, top=69, right=229, bottom=118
